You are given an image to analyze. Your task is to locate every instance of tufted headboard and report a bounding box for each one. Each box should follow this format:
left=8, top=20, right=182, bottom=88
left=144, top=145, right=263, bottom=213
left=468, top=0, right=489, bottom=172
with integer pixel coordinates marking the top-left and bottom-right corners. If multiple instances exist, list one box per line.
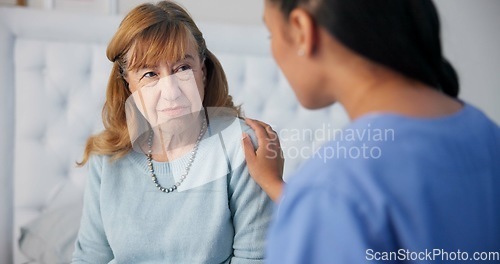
left=0, top=6, right=349, bottom=264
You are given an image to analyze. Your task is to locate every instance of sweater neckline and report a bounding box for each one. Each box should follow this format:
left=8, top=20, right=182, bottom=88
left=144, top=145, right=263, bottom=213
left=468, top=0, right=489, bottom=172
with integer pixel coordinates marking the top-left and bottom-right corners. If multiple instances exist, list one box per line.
left=127, top=130, right=211, bottom=175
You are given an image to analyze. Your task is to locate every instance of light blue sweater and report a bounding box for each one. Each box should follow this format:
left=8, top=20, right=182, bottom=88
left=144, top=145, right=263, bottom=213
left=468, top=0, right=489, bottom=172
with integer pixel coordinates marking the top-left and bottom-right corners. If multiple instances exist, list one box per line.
left=267, top=103, right=500, bottom=263
left=72, top=118, right=273, bottom=264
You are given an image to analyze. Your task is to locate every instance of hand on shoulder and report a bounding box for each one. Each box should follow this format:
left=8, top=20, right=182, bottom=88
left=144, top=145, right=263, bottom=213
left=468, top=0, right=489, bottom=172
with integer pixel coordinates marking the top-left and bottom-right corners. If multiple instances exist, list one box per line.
left=242, top=118, right=285, bottom=202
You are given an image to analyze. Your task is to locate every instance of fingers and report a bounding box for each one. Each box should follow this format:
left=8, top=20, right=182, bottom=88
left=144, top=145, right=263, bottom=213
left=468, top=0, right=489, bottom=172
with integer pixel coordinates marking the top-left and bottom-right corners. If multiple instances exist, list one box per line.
left=250, top=119, right=282, bottom=152
left=244, top=118, right=279, bottom=144
left=254, top=119, right=277, bottom=137
left=242, top=133, right=256, bottom=162
left=266, top=125, right=281, bottom=149
left=243, top=118, right=284, bottom=164
left=245, top=118, right=272, bottom=134
left=245, top=118, right=271, bottom=148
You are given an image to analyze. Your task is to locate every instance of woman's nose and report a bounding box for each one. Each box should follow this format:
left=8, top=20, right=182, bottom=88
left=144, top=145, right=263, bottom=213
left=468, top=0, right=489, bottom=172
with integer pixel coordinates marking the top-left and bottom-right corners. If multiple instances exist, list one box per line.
left=158, top=76, right=181, bottom=101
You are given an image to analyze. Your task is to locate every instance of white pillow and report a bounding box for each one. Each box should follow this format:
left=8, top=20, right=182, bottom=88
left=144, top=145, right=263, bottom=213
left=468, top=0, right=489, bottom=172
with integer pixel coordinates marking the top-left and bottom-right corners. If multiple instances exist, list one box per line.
left=19, top=180, right=84, bottom=264
left=19, top=203, right=83, bottom=263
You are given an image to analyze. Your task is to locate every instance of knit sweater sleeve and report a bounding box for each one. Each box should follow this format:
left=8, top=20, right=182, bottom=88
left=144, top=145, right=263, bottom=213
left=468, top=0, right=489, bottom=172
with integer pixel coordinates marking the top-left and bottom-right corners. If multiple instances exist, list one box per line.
left=72, top=155, right=114, bottom=263
left=228, top=126, right=274, bottom=264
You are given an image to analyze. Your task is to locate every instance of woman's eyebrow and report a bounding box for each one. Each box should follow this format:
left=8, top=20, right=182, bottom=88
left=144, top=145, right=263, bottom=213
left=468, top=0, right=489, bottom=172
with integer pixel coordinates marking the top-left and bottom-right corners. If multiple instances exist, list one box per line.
left=135, top=55, right=196, bottom=70
left=179, top=54, right=195, bottom=62
left=136, top=65, right=156, bottom=72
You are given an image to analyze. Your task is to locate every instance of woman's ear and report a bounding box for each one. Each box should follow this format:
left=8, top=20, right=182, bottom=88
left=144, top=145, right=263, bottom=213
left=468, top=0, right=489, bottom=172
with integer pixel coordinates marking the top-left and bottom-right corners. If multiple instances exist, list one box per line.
left=201, top=57, right=207, bottom=85
left=123, top=78, right=130, bottom=91
left=121, top=73, right=131, bottom=91
left=119, top=66, right=131, bottom=91
left=288, top=8, right=317, bottom=57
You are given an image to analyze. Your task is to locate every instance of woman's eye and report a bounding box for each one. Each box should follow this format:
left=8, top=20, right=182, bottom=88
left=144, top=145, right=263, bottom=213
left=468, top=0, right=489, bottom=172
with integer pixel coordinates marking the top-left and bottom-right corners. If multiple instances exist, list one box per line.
left=175, top=65, right=192, bottom=73
left=142, top=72, right=157, bottom=79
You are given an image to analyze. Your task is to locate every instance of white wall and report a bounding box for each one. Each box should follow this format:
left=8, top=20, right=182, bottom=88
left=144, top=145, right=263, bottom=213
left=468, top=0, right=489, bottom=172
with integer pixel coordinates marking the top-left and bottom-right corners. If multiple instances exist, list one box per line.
left=435, top=0, right=500, bottom=124
left=119, top=0, right=264, bottom=25
left=23, top=0, right=264, bottom=24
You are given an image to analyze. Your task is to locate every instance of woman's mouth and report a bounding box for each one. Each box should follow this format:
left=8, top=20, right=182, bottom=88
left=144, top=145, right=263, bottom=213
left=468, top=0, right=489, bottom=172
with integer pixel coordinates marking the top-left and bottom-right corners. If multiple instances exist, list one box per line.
left=157, top=106, right=190, bottom=117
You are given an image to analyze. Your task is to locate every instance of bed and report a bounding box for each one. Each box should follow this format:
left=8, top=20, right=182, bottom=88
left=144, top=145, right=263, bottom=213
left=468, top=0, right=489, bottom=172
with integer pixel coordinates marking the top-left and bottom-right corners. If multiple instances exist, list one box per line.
left=0, top=6, right=350, bottom=264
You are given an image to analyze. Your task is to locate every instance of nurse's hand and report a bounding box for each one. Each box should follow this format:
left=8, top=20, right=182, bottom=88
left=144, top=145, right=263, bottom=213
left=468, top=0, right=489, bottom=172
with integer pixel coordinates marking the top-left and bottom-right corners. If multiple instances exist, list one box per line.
left=242, top=118, right=284, bottom=202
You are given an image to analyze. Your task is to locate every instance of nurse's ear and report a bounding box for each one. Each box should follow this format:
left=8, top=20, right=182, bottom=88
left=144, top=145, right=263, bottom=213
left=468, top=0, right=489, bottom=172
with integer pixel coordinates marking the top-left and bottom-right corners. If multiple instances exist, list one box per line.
left=288, top=7, right=317, bottom=57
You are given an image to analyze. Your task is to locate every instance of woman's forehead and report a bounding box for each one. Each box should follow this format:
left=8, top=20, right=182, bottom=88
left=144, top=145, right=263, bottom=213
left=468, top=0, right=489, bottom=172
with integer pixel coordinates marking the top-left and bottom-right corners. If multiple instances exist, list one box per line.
left=127, top=47, right=198, bottom=69
left=126, top=30, right=199, bottom=70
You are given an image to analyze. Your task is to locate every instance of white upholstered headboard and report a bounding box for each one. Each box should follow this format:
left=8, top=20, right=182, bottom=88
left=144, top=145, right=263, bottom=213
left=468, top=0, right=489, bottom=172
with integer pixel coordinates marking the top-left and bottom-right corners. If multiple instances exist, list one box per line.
left=0, top=7, right=349, bottom=264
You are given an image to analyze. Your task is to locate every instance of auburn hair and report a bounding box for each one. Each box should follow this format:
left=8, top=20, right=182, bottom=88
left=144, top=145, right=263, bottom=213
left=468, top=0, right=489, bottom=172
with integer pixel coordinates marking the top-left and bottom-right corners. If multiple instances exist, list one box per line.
left=79, top=1, right=240, bottom=165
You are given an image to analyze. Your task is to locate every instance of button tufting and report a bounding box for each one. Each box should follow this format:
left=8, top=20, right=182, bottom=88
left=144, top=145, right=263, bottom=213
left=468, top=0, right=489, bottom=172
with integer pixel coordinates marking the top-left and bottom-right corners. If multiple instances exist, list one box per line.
left=36, top=129, right=47, bottom=145
left=58, top=96, right=68, bottom=110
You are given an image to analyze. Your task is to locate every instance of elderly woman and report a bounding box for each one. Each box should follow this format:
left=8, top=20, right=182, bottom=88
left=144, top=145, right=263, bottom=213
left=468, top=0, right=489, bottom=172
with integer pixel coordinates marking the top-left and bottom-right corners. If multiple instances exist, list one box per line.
left=72, top=1, right=272, bottom=263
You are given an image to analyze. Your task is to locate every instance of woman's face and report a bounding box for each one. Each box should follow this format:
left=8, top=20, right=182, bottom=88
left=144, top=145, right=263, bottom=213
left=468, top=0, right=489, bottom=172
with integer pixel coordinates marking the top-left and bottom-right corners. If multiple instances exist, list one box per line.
left=263, top=2, right=311, bottom=106
left=125, top=41, right=206, bottom=130
left=263, top=1, right=296, bottom=86
left=263, top=1, right=334, bottom=109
